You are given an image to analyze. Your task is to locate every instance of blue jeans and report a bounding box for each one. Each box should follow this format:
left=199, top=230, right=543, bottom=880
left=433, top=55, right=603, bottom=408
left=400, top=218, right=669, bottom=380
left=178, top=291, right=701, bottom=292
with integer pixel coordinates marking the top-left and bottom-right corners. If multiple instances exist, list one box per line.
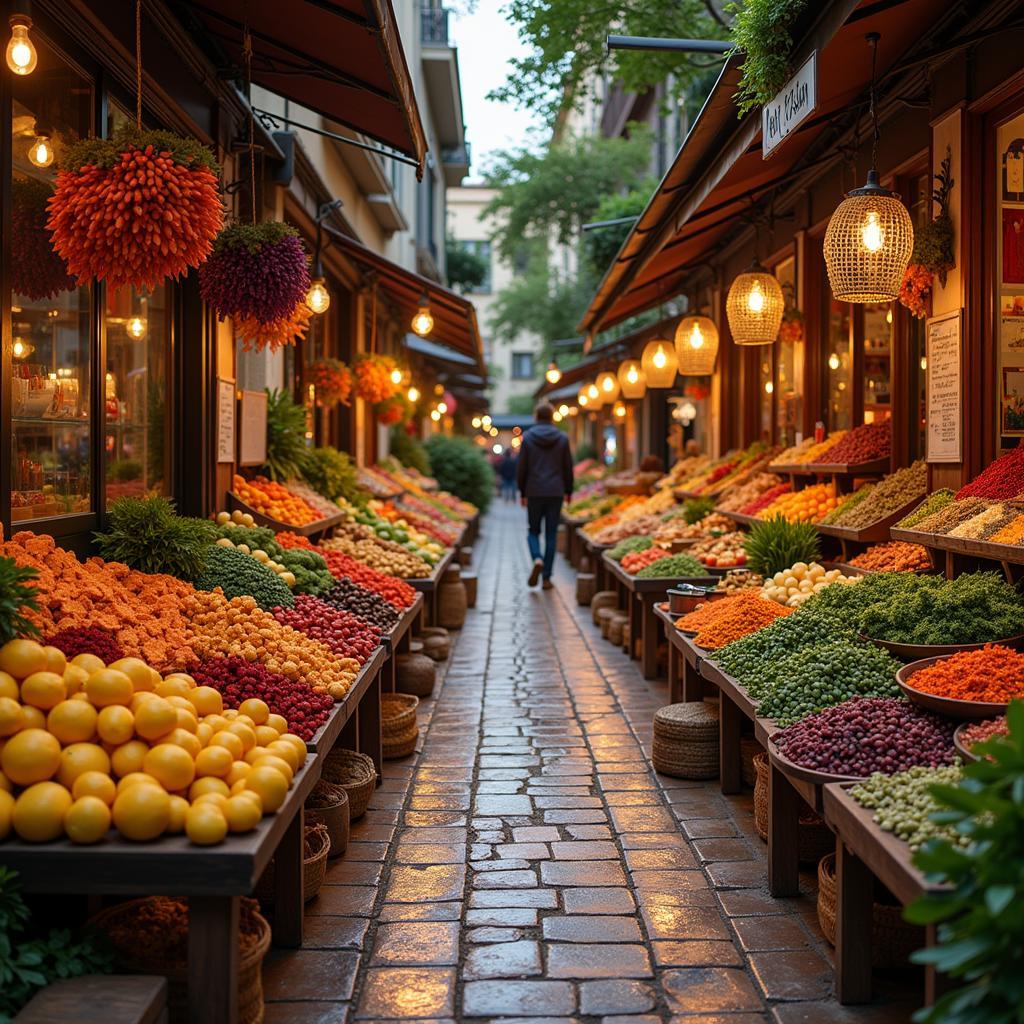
left=527, top=497, right=562, bottom=580
left=501, top=479, right=517, bottom=501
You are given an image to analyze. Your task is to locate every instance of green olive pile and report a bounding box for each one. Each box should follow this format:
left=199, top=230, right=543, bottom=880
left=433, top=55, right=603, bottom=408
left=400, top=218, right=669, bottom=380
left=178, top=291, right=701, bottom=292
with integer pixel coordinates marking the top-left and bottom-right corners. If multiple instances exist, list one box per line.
left=851, top=764, right=966, bottom=851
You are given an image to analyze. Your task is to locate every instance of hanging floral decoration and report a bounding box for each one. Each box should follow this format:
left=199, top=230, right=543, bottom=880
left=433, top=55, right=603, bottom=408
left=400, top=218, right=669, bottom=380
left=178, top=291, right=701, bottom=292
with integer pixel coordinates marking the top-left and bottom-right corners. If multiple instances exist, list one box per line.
left=307, top=357, right=354, bottom=408
left=779, top=305, right=804, bottom=345
left=235, top=302, right=312, bottom=354
left=12, top=177, right=75, bottom=300
left=898, top=147, right=956, bottom=319
left=200, top=221, right=310, bottom=324
left=354, top=354, right=399, bottom=404
left=374, top=394, right=409, bottom=426
left=46, top=126, right=223, bottom=291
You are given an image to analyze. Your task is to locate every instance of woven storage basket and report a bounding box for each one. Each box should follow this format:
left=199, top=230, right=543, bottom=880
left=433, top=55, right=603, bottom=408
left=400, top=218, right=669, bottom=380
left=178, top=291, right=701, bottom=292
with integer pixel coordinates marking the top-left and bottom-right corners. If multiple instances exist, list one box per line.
left=409, top=639, right=424, bottom=655
left=753, top=753, right=834, bottom=863
left=590, top=590, right=618, bottom=621
left=597, top=606, right=617, bottom=638
left=323, top=748, right=376, bottom=820
left=741, top=737, right=763, bottom=788
left=608, top=611, right=628, bottom=646
left=437, top=567, right=467, bottom=629
left=576, top=573, right=596, bottom=606
left=652, top=701, right=719, bottom=779
left=382, top=693, right=419, bottom=759
left=817, top=853, right=923, bottom=967
left=421, top=634, right=450, bottom=662
left=396, top=652, right=436, bottom=697
left=255, top=822, right=331, bottom=905
left=421, top=626, right=448, bottom=639
left=462, top=571, right=477, bottom=608
left=305, top=778, right=350, bottom=857
left=90, top=897, right=270, bottom=1024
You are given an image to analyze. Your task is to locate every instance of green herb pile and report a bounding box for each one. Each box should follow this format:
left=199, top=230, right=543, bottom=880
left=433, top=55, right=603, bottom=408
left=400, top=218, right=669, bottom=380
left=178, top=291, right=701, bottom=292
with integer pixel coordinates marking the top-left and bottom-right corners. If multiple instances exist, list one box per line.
left=608, top=536, right=653, bottom=562
left=634, top=553, right=705, bottom=579
left=756, top=639, right=901, bottom=726
left=197, top=545, right=294, bottom=610
left=0, top=557, right=38, bottom=644
left=214, top=524, right=333, bottom=597
left=799, top=571, right=925, bottom=631
left=742, top=515, right=820, bottom=576
left=94, top=497, right=217, bottom=583
left=897, top=489, right=955, bottom=530
left=681, top=497, right=715, bottom=524
left=301, top=446, right=368, bottom=506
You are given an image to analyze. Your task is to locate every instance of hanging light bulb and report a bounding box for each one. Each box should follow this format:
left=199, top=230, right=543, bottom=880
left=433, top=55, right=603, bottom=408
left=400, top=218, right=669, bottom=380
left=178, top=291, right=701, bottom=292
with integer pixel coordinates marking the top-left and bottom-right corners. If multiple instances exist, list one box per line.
left=613, top=401, right=626, bottom=419
left=578, top=388, right=590, bottom=408
left=552, top=410, right=562, bottom=423
left=481, top=415, right=492, bottom=428
left=471, top=416, right=482, bottom=429
left=828, top=352, right=841, bottom=371
left=390, top=367, right=404, bottom=386
left=558, top=404, right=569, bottom=417
left=726, top=263, right=785, bottom=344
left=545, top=360, right=562, bottom=384
left=306, top=277, right=330, bottom=315
left=12, top=338, right=33, bottom=359
left=437, top=401, right=448, bottom=414
left=126, top=316, right=147, bottom=341
left=920, top=356, right=927, bottom=371
left=27, top=135, right=53, bottom=168
left=585, top=381, right=603, bottom=410
left=764, top=381, right=774, bottom=394
left=641, top=338, right=678, bottom=389
left=407, top=386, right=420, bottom=403
left=617, top=359, right=646, bottom=399
left=596, top=371, right=620, bottom=402
left=411, top=290, right=434, bottom=336
left=430, top=409, right=441, bottom=422
left=674, top=316, right=719, bottom=375
left=886, top=308, right=893, bottom=325
left=6, top=16, right=37, bottom=76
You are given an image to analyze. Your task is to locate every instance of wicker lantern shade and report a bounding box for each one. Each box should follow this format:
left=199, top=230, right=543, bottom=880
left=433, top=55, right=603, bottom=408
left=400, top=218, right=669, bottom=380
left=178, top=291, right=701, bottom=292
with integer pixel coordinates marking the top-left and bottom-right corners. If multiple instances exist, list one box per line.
left=726, top=263, right=784, bottom=345
left=617, top=359, right=646, bottom=399
left=585, top=380, right=604, bottom=410
left=824, top=171, right=914, bottom=302
left=641, top=337, right=678, bottom=389
left=596, top=371, right=620, bottom=403
left=577, top=387, right=591, bottom=410
left=674, top=315, right=719, bottom=375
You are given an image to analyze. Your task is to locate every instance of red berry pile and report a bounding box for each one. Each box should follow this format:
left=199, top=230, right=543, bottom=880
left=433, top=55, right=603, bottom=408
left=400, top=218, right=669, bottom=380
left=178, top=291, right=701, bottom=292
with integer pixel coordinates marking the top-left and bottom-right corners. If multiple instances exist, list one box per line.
left=190, top=657, right=333, bottom=741
left=812, top=419, right=891, bottom=466
left=45, top=626, right=125, bottom=664
left=956, top=444, right=1024, bottom=500
left=772, top=697, right=955, bottom=778
left=272, top=595, right=380, bottom=664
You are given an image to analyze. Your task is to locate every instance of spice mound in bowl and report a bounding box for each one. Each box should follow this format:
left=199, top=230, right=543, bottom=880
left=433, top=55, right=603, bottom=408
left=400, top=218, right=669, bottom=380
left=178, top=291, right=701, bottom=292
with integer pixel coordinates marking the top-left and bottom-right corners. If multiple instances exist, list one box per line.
left=902, top=645, right=1024, bottom=705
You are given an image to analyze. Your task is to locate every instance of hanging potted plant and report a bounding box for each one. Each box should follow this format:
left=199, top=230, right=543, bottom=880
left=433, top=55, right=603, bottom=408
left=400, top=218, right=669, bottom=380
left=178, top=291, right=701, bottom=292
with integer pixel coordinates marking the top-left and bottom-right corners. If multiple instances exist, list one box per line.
left=46, top=125, right=223, bottom=291
left=353, top=354, right=399, bottom=404
left=307, top=357, right=354, bottom=408
left=12, top=177, right=75, bottom=300
left=234, top=302, right=313, bottom=354
left=898, top=147, right=956, bottom=319
left=375, top=393, right=410, bottom=426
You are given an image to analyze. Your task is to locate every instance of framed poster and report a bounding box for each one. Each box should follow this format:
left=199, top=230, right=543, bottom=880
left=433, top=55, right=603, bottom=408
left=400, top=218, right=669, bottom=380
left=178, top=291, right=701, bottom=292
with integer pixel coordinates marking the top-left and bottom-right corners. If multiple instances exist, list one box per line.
left=216, top=379, right=236, bottom=464
left=238, top=389, right=268, bottom=467
left=925, top=309, right=962, bottom=463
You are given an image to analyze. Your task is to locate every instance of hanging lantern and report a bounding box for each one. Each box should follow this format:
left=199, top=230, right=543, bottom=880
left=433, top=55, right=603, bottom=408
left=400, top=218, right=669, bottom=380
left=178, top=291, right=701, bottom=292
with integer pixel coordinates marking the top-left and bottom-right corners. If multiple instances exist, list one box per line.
left=545, top=360, right=562, bottom=384
left=612, top=400, right=626, bottom=419
left=585, top=381, right=603, bottom=410
left=596, top=371, right=620, bottom=403
left=641, top=337, right=678, bottom=389
left=577, top=387, right=591, bottom=409
left=617, top=358, right=646, bottom=399
left=673, top=315, right=719, bottom=375
left=726, top=263, right=785, bottom=345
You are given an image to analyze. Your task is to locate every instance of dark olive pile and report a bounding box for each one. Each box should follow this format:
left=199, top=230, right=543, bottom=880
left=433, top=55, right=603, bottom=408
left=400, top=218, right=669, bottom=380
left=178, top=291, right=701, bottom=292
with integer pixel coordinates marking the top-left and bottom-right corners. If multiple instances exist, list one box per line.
left=322, top=577, right=399, bottom=631
left=772, top=697, right=956, bottom=777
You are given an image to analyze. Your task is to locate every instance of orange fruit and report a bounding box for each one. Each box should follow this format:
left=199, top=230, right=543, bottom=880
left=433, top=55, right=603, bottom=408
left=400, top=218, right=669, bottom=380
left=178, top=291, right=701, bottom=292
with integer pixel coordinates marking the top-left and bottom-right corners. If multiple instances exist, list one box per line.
left=195, top=745, right=233, bottom=778
left=56, top=742, right=111, bottom=788
left=166, top=794, right=190, bottom=833
left=225, top=721, right=256, bottom=752
left=174, top=707, right=199, bottom=733
left=188, top=686, right=223, bottom=716
left=0, top=788, right=13, bottom=839
left=157, top=677, right=192, bottom=699
left=208, top=731, right=244, bottom=761
left=20, top=706, right=45, bottom=730
left=164, top=728, right=201, bottom=760
left=254, top=725, right=280, bottom=747
left=70, top=652, right=106, bottom=675
left=110, top=740, right=150, bottom=778
left=20, top=671, right=66, bottom=711
left=192, top=792, right=228, bottom=810
left=0, top=770, right=13, bottom=792
left=143, top=743, right=196, bottom=792
left=250, top=754, right=293, bottom=784
left=195, top=722, right=214, bottom=747
left=278, top=734, right=308, bottom=767
left=62, top=665, right=89, bottom=695
left=233, top=787, right=262, bottom=810
left=116, top=772, right=159, bottom=795
left=2, top=728, right=61, bottom=785
left=109, top=658, right=156, bottom=692
left=268, top=739, right=302, bottom=772
left=47, top=700, right=98, bottom=744
left=42, top=646, right=67, bottom=674
left=223, top=794, right=261, bottom=833
left=13, top=781, right=72, bottom=841
left=0, top=671, right=18, bottom=700
left=245, top=765, right=288, bottom=812
left=86, top=669, right=134, bottom=708
left=64, top=795, right=111, bottom=844
left=96, top=705, right=135, bottom=745
left=185, top=802, right=228, bottom=845
left=204, top=713, right=229, bottom=733
left=0, top=639, right=48, bottom=679
left=72, top=770, right=116, bottom=806
left=133, top=697, right=177, bottom=741
left=112, top=784, right=171, bottom=841
left=189, top=776, right=230, bottom=801
left=225, top=760, right=250, bottom=786
left=0, top=696, right=24, bottom=737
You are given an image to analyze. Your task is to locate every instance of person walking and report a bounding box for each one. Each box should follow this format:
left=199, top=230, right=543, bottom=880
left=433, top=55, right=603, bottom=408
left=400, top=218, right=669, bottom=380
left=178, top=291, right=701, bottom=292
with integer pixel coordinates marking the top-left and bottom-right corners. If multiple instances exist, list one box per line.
left=517, top=402, right=573, bottom=590
left=498, top=449, right=518, bottom=503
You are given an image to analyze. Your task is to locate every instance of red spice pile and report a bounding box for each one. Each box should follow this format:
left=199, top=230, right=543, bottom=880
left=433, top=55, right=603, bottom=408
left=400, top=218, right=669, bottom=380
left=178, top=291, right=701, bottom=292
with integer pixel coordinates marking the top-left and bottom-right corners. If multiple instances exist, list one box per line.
left=956, top=444, right=1024, bottom=500
left=907, top=645, right=1024, bottom=703
left=811, top=419, right=891, bottom=466
left=741, top=484, right=791, bottom=516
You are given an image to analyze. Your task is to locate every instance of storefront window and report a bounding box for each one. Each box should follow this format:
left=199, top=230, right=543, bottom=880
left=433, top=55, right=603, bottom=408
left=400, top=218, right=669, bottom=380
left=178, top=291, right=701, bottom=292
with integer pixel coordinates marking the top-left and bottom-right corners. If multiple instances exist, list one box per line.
left=758, top=353, right=773, bottom=441
left=10, top=38, right=93, bottom=521
left=824, top=300, right=852, bottom=431
left=997, top=109, right=1024, bottom=442
left=906, top=171, right=930, bottom=455
left=862, top=302, right=892, bottom=422
left=774, top=256, right=798, bottom=446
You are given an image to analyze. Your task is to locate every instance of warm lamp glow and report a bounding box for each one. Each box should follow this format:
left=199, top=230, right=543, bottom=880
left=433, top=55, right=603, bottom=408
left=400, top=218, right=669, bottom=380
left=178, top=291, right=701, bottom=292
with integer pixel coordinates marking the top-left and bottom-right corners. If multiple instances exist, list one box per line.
left=558, top=404, right=569, bottom=417
left=747, top=280, right=765, bottom=313
left=861, top=210, right=884, bottom=253
left=726, top=264, right=785, bottom=345
left=126, top=316, right=147, bottom=341
left=411, top=292, right=434, bottom=336
left=545, top=360, right=562, bottom=384
left=641, top=338, right=678, bottom=389
left=674, top=316, right=718, bottom=375
left=578, top=389, right=590, bottom=408
left=27, top=135, right=53, bottom=168
left=481, top=415, right=492, bottom=428
left=437, top=401, right=448, bottom=414
left=596, top=371, right=619, bottom=402
left=764, top=381, right=774, bottom=394
left=613, top=401, right=626, bottom=419
left=6, top=16, right=37, bottom=76
left=12, top=338, right=33, bottom=359
left=407, top=386, right=420, bottom=403
left=552, top=411, right=562, bottom=423
left=471, top=416, right=481, bottom=428
left=430, top=409, right=441, bottom=422
left=390, top=367, right=403, bottom=386
left=617, top=359, right=646, bottom=399
left=306, top=277, right=330, bottom=315
left=828, top=352, right=841, bottom=371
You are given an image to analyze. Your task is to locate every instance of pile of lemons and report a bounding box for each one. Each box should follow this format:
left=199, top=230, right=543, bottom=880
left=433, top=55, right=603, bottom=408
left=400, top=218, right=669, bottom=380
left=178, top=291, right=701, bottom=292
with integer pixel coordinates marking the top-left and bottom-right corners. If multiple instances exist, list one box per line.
left=0, top=639, right=306, bottom=846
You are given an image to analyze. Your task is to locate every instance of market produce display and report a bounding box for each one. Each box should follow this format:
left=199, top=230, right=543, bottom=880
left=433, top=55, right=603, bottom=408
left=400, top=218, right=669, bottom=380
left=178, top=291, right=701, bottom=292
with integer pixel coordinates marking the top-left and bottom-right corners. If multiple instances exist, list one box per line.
left=851, top=764, right=966, bottom=851
left=955, top=443, right=1024, bottom=500
left=912, top=496, right=990, bottom=535
left=715, top=473, right=785, bottom=513
left=322, top=532, right=432, bottom=579
left=958, top=715, right=1009, bottom=751
left=773, top=431, right=847, bottom=466
left=742, top=517, right=820, bottom=576
left=322, top=578, right=399, bottom=631
left=902, top=646, right=1024, bottom=704
left=760, top=562, right=859, bottom=608
left=847, top=541, right=931, bottom=572
left=714, top=569, right=764, bottom=594
left=667, top=512, right=734, bottom=539
left=739, top=483, right=792, bottom=517
left=272, top=595, right=381, bottom=665
left=821, top=461, right=926, bottom=529
left=592, top=514, right=666, bottom=546
left=810, top=418, right=891, bottom=465
left=689, top=531, right=747, bottom=568
left=45, top=627, right=124, bottom=665
left=620, top=547, right=672, bottom=574
left=634, top=553, right=706, bottom=579
left=214, top=522, right=334, bottom=597
left=771, top=697, right=956, bottom=776
left=758, top=483, right=840, bottom=523
left=0, top=639, right=305, bottom=846
left=232, top=475, right=321, bottom=527
left=895, top=489, right=955, bottom=529
left=675, top=590, right=793, bottom=650
left=607, top=536, right=652, bottom=562
left=196, top=545, right=295, bottom=611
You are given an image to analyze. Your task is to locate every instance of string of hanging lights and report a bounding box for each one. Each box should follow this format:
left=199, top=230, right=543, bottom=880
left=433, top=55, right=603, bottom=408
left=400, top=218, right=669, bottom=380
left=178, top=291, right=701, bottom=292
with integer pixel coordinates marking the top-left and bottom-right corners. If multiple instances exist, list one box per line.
left=617, top=358, right=646, bottom=399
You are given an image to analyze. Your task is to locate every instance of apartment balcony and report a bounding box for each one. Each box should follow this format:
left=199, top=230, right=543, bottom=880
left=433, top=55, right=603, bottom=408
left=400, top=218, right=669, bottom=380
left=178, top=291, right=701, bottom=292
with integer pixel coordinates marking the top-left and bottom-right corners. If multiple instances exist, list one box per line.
left=419, top=5, right=468, bottom=185
left=421, top=6, right=450, bottom=45
left=441, top=141, right=471, bottom=186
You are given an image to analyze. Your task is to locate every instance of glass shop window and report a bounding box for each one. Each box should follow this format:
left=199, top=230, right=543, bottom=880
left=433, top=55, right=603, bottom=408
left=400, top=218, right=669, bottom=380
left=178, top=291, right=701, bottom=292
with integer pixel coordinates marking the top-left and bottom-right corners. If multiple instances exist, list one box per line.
left=862, top=302, right=893, bottom=422
left=824, top=299, right=852, bottom=432
left=997, top=107, right=1024, bottom=444
left=10, top=36, right=93, bottom=521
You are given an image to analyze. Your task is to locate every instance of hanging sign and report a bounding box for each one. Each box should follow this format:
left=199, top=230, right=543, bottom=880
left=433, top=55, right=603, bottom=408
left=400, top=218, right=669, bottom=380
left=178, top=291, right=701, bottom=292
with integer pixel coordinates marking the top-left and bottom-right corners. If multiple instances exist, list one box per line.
left=762, top=53, right=817, bottom=158
left=238, top=389, right=268, bottom=467
left=926, top=309, right=962, bottom=463
left=217, top=379, right=236, bottom=463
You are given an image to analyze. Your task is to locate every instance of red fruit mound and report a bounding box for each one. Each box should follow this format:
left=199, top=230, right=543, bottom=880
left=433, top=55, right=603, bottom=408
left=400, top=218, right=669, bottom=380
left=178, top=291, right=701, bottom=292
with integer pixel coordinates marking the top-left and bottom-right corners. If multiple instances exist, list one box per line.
left=272, top=595, right=380, bottom=665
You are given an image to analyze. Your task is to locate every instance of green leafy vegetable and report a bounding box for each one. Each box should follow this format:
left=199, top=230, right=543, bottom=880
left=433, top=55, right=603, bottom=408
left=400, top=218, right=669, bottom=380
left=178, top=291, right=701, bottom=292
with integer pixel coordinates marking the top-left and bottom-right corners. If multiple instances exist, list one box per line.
left=301, top=446, right=367, bottom=506
left=263, top=388, right=308, bottom=482
left=196, top=545, right=294, bottom=611
left=742, top=515, right=820, bottom=576
left=0, top=557, right=38, bottom=644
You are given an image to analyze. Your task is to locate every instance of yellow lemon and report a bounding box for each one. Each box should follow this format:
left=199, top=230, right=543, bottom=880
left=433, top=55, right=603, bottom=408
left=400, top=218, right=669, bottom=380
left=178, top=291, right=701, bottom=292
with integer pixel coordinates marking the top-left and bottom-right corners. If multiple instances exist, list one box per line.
left=0, top=788, right=13, bottom=839
left=2, top=728, right=61, bottom=786
left=166, top=794, right=190, bottom=833
left=223, top=794, right=262, bottom=833
left=188, top=686, right=223, bottom=716
left=109, top=658, right=155, bottom=692
left=143, top=743, right=196, bottom=792
left=70, top=652, right=106, bottom=674
left=56, top=742, right=110, bottom=788
left=64, top=795, right=111, bottom=844
left=13, top=781, right=72, bottom=841
left=195, top=745, right=233, bottom=778
left=20, top=672, right=66, bottom=711
left=245, top=765, right=288, bottom=812
left=0, top=671, right=19, bottom=700
left=238, top=698, right=270, bottom=725
left=96, top=705, right=134, bottom=745
left=42, top=646, right=67, bottom=674
left=189, top=776, right=230, bottom=801
left=112, top=784, right=170, bottom=841
left=133, top=697, right=177, bottom=741
left=86, top=669, right=134, bottom=708
left=72, top=770, right=116, bottom=806
left=47, top=700, right=98, bottom=744
left=110, top=739, right=150, bottom=778
left=265, top=713, right=288, bottom=735
left=0, top=696, right=24, bottom=737
left=0, top=639, right=48, bottom=679
left=185, top=802, right=228, bottom=845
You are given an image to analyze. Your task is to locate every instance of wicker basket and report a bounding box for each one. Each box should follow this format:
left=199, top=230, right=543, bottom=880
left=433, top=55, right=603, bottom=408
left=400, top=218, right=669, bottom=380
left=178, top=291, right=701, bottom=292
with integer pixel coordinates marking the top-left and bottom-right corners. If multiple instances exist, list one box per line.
left=597, top=606, right=617, bottom=638
left=608, top=612, right=628, bottom=646
left=305, top=778, right=350, bottom=857
left=438, top=567, right=467, bottom=629
left=590, top=590, right=618, bottom=622
left=323, top=748, right=376, bottom=820
left=90, top=897, right=270, bottom=1024
left=396, top=652, right=436, bottom=697
left=255, top=822, right=331, bottom=905
left=421, top=634, right=450, bottom=662
left=576, top=573, right=596, bottom=606
left=741, top=737, right=763, bottom=788
left=462, top=572, right=477, bottom=608
left=652, top=701, right=719, bottom=779
left=753, top=753, right=834, bottom=863
left=382, top=692, right=419, bottom=759
left=817, top=853, right=924, bottom=967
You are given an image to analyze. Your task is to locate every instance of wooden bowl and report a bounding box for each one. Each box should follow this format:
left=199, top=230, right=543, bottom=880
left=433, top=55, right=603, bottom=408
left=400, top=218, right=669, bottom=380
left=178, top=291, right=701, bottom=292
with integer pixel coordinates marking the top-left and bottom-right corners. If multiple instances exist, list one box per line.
left=860, top=632, right=1024, bottom=661
left=952, top=723, right=981, bottom=763
left=895, top=656, right=1013, bottom=719
left=667, top=587, right=725, bottom=615
left=768, top=739, right=868, bottom=787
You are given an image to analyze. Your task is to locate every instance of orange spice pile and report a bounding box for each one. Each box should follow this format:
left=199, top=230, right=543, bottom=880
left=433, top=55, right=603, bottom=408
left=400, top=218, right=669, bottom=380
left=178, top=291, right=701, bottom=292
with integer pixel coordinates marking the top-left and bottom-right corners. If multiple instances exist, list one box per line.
left=676, top=590, right=794, bottom=650
left=848, top=541, right=931, bottom=572
left=904, top=645, right=1024, bottom=704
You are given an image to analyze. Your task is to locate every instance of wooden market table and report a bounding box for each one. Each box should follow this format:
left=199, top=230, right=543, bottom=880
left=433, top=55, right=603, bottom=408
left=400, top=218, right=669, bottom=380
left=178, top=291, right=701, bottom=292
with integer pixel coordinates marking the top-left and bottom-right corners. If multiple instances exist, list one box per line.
left=891, top=524, right=1024, bottom=582
left=823, top=783, right=946, bottom=1005
left=379, top=592, right=424, bottom=697
left=654, top=603, right=707, bottom=703
left=583, top=536, right=615, bottom=593
left=409, top=548, right=454, bottom=626
left=0, top=756, right=322, bottom=1024
left=560, top=514, right=585, bottom=568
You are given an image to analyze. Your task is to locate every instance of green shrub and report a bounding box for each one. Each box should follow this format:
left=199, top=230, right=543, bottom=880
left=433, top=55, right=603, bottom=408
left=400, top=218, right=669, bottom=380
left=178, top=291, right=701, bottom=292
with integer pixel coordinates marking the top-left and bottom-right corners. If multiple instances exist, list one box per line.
left=423, top=435, right=493, bottom=512
left=389, top=427, right=432, bottom=476
left=263, top=388, right=308, bottom=481
left=301, top=446, right=367, bottom=506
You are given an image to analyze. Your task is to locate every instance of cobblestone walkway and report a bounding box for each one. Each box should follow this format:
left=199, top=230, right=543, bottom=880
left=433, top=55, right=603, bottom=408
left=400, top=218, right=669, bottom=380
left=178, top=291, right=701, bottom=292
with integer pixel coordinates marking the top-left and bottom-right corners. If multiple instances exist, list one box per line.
left=263, top=503, right=917, bottom=1023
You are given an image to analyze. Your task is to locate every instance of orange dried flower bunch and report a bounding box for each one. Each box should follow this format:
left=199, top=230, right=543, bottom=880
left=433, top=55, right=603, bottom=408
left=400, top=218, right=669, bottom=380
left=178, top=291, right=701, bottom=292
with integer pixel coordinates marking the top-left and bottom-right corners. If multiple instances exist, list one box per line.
left=904, top=645, right=1024, bottom=704
left=353, top=354, right=399, bottom=404
left=235, top=302, right=312, bottom=354
left=675, top=590, right=793, bottom=650
left=848, top=541, right=931, bottom=572
left=233, top=475, right=320, bottom=526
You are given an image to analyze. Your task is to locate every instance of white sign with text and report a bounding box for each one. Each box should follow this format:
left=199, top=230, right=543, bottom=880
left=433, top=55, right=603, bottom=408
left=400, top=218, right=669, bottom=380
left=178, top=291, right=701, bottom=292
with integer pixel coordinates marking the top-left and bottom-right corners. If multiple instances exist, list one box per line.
left=762, top=53, right=817, bottom=158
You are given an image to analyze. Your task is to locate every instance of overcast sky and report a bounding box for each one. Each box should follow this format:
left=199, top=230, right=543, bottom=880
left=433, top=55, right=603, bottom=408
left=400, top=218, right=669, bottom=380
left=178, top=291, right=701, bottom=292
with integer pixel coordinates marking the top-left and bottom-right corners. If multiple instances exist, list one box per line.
left=449, top=2, right=544, bottom=181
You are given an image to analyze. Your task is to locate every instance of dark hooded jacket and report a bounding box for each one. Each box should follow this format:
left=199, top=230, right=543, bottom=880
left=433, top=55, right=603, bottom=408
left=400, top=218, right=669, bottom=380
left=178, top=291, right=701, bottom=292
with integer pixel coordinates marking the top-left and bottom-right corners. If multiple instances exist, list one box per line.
left=517, top=423, right=574, bottom=499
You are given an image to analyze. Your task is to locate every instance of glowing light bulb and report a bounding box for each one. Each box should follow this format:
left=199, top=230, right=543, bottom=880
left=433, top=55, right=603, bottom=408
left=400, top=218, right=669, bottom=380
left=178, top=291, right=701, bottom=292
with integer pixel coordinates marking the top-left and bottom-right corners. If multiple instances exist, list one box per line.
left=437, top=401, right=448, bottom=414
left=688, top=323, right=705, bottom=350
left=626, top=366, right=639, bottom=384
left=747, top=280, right=765, bottom=314
left=920, top=356, right=927, bottom=371
left=6, top=17, right=36, bottom=76
left=886, top=308, right=893, bottom=325
left=545, top=361, right=561, bottom=384
left=390, top=367, right=403, bottom=385
left=471, top=416, right=481, bottom=428
left=126, top=316, right=147, bottom=341
left=27, top=135, right=53, bottom=168
left=430, top=409, right=441, bottom=422
left=613, top=401, right=626, bottom=418
left=764, top=381, right=774, bottom=394
left=492, top=443, right=503, bottom=454
left=407, top=386, right=420, bottom=403
left=305, top=278, right=330, bottom=315
left=12, top=338, right=32, bottom=359
left=481, top=415, right=492, bottom=428
left=652, top=344, right=667, bottom=370
left=490, top=427, right=498, bottom=436
left=861, top=210, right=884, bottom=253
left=586, top=383, right=599, bottom=401
left=552, top=411, right=562, bottom=423
left=558, top=404, right=569, bottom=417
left=411, top=303, right=434, bottom=336
left=579, top=393, right=589, bottom=407
left=601, top=375, right=615, bottom=393
left=828, top=352, right=841, bottom=371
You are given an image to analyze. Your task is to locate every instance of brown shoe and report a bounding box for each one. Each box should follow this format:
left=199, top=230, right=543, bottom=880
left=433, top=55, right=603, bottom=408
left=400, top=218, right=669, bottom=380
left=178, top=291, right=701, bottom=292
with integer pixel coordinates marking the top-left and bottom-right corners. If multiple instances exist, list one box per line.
left=528, top=559, right=543, bottom=586
left=542, top=579, right=553, bottom=591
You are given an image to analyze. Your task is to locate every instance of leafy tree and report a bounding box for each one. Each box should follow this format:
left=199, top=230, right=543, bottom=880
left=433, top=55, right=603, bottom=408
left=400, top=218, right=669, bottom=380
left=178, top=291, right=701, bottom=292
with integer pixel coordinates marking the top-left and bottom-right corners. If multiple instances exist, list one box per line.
left=583, top=183, right=657, bottom=279
left=490, top=0, right=729, bottom=125
left=445, top=235, right=488, bottom=292
left=507, top=394, right=538, bottom=416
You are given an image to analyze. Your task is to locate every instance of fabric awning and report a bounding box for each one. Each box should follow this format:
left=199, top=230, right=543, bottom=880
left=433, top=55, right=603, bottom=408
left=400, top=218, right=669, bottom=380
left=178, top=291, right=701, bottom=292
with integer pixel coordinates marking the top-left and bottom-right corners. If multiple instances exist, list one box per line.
left=180, top=0, right=427, bottom=172
left=405, top=334, right=478, bottom=369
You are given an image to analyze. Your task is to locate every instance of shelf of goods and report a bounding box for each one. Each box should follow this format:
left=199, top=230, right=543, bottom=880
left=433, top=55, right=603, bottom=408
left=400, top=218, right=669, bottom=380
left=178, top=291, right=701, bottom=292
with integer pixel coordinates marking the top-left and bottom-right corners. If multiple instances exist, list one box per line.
left=227, top=491, right=346, bottom=538
left=816, top=495, right=923, bottom=557
left=407, top=548, right=455, bottom=625
left=890, top=524, right=1024, bottom=577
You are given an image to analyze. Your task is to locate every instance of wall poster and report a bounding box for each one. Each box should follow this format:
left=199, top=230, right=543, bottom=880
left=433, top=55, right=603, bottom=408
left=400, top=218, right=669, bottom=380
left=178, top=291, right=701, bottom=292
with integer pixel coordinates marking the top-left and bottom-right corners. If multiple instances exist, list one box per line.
left=926, top=310, right=962, bottom=463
